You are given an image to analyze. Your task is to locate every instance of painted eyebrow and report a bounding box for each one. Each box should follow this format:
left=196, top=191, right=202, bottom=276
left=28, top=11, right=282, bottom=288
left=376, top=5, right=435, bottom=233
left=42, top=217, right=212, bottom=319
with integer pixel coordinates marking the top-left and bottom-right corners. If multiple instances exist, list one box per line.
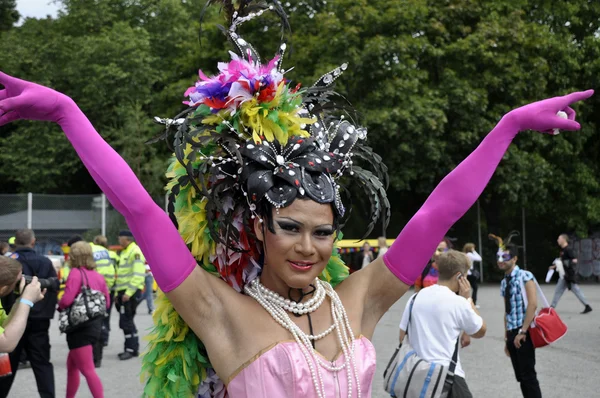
left=276, top=217, right=333, bottom=229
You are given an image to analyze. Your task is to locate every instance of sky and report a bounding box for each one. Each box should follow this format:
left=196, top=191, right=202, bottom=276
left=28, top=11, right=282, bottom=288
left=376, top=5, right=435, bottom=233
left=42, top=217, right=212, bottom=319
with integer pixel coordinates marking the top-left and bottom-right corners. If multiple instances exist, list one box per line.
left=16, top=0, right=60, bottom=20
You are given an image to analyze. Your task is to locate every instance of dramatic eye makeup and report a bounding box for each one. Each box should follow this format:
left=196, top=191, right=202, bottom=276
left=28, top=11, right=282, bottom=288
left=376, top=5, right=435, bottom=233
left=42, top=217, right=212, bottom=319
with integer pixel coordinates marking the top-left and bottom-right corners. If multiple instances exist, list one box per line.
left=275, top=218, right=334, bottom=236
left=314, top=227, right=335, bottom=236
left=276, top=220, right=301, bottom=232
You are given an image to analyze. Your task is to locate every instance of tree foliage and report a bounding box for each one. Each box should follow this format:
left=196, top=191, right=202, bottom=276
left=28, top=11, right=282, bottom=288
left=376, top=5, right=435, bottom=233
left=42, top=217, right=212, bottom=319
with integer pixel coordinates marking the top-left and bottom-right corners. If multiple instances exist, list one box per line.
left=1, top=0, right=599, bottom=275
left=0, top=0, right=19, bottom=31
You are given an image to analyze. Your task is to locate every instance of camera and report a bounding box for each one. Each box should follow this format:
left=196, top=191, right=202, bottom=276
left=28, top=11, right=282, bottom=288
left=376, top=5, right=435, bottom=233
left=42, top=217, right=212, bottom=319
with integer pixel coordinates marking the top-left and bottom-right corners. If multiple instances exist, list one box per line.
left=18, top=275, right=59, bottom=292
left=23, top=275, right=59, bottom=290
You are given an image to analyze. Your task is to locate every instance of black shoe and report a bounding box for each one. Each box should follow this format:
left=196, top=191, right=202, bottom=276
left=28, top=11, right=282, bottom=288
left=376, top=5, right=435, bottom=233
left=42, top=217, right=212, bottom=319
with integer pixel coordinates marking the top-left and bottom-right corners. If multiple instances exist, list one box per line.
left=118, top=352, right=138, bottom=360
left=103, top=341, right=109, bottom=347
left=94, top=361, right=102, bottom=368
left=582, top=305, right=593, bottom=314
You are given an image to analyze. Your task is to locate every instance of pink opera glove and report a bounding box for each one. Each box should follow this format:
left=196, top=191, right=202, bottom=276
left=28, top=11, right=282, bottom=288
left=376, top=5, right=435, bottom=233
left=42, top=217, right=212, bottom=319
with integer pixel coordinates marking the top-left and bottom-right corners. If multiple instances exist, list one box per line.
left=382, top=90, right=593, bottom=285
left=0, top=71, right=196, bottom=292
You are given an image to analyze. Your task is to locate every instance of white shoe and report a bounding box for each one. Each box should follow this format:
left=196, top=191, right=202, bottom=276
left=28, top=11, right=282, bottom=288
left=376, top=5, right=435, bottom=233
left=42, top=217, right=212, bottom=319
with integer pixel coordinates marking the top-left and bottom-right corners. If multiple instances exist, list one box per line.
left=475, top=305, right=481, bottom=309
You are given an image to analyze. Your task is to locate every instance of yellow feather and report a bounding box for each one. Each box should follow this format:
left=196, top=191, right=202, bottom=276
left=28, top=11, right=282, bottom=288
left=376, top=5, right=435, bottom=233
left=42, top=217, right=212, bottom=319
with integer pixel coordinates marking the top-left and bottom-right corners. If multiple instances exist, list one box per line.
left=262, top=117, right=286, bottom=143
left=202, top=114, right=225, bottom=125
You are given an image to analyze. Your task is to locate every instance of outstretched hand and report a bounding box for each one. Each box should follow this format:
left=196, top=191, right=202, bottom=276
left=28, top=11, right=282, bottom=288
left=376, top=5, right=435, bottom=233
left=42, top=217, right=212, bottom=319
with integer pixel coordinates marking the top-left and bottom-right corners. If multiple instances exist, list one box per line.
left=0, top=71, right=70, bottom=126
left=507, top=90, right=594, bottom=134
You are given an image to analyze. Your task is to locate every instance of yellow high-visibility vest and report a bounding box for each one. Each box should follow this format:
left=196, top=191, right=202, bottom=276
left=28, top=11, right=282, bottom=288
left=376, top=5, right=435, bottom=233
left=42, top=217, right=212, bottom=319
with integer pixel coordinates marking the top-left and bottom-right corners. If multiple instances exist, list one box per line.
left=91, top=243, right=116, bottom=290
left=115, top=242, right=145, bottom=296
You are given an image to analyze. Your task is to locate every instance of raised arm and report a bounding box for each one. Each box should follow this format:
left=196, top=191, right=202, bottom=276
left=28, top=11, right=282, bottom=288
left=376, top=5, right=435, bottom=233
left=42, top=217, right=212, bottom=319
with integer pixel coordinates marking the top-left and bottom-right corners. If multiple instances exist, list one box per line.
left=356, top=90, right=593, bottom=328
left=0, top=72, right=198, bottom=295
left=469, top=250, right=482, bottom=263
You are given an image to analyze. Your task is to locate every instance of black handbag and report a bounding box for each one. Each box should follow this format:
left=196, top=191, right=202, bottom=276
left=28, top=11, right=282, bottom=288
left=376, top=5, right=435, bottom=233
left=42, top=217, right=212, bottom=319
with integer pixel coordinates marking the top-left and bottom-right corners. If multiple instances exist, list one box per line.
left=58, top=269, right=106, bottom=333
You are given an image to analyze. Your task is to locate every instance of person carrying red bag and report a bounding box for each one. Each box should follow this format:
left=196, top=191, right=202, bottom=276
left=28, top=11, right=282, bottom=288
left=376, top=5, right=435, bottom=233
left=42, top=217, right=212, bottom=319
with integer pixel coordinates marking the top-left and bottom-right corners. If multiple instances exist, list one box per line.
left=498, top=244, right=542, bottom=398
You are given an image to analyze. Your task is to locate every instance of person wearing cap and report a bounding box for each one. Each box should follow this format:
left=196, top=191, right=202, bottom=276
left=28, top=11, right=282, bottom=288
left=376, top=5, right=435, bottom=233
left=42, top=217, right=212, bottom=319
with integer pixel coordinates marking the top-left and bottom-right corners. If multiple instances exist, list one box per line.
left=114, top=230, right=145, bottom=360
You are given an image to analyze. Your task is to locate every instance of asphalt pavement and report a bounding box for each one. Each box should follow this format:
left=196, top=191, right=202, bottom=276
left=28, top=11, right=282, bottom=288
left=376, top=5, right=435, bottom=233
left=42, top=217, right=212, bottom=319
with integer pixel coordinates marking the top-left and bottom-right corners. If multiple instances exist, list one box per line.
left=13, top=283, right=600, bottom=397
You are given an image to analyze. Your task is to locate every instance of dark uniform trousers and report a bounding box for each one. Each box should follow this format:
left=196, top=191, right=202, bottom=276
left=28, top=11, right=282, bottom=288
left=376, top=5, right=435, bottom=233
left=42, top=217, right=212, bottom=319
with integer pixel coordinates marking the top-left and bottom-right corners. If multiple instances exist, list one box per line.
left=115, top=289, right=142, bottom=354
left=0, top=319, right=55, bottom=398
left=101, top=290, right=115, bottom=344
left=92, top=292, right=115, bottom=365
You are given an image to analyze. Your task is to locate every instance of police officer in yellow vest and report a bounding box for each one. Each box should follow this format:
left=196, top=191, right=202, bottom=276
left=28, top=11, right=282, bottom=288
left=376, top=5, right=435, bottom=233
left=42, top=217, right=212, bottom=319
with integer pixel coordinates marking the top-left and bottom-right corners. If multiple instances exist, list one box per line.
left=115, top=230, right=145, bottom=360
left=90, top=240, right=115, bottom=368
left=93, top=236, right=118, bottom=349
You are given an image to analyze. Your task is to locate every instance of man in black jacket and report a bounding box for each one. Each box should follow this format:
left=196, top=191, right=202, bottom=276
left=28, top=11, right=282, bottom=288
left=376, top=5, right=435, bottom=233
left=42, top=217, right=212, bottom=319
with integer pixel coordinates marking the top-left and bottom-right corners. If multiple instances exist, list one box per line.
left=549, top=234, right=592, bottom=314
left=0, top=229, right=59, bottom=398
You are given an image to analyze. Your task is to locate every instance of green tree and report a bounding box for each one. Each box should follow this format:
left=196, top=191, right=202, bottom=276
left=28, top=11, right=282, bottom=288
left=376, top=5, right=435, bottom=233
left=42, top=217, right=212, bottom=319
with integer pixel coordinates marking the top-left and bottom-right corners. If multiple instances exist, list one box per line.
left=280, top=0, right=600, bottom=274
left=0, top=0, right=19, bottom=31
left=1, top=0, right=600, bottom=276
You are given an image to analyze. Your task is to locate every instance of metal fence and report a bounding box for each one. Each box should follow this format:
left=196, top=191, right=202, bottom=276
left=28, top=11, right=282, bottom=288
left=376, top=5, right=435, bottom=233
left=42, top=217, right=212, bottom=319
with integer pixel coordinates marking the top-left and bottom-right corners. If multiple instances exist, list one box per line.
left=572, top=236, right=600, bottom=279
left=2, top=194, right=599, bottom=279
left=0, top=193, right=167, bottom=253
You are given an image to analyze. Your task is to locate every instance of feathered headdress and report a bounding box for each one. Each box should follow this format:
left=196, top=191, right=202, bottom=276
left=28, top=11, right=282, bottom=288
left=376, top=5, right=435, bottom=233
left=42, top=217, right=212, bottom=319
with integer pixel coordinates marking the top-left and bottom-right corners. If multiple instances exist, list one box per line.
left=488, top=230, right=520, bottom=261
left=142, top=1, right=389, bottom=397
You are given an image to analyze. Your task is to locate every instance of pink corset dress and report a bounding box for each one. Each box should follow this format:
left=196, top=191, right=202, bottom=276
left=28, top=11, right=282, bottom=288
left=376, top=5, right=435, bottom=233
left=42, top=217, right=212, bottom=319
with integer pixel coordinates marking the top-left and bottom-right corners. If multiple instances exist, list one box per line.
left=226, top=336, right=377, bottom=397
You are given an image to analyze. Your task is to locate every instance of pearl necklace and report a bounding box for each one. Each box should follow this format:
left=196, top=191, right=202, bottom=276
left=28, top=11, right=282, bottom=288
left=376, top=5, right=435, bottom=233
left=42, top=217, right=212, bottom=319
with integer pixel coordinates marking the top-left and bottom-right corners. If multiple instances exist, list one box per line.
left=245, top=278, right=362, bottom=398
left=254, top=278, right=327, bottom=314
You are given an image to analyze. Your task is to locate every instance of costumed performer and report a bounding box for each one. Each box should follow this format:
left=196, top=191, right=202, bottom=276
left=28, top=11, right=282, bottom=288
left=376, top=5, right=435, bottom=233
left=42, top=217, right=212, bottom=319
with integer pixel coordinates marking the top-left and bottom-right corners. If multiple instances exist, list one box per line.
left=0, top=2, right=592, bottom=397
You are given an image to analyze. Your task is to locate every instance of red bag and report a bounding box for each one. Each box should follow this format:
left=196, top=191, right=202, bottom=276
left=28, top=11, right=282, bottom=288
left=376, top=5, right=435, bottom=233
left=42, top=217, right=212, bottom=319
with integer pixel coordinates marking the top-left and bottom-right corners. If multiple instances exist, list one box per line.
left=520, top=276, right=568, bottom=348
left=0, top=353, right=12, bottom=377
left=529, top=307, right=568, bottom=348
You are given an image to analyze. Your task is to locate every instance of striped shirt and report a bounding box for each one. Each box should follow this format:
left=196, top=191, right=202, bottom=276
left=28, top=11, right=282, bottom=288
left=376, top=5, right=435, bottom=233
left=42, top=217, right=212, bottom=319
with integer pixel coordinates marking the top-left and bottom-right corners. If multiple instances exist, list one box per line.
left=500, top=266, right=534, bottom=330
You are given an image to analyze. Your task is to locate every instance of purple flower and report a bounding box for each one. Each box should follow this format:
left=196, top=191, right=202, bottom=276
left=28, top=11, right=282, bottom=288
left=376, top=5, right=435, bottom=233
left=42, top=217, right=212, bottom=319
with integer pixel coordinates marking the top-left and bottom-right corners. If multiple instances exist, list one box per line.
left=196, top=81, right=233, bottom=101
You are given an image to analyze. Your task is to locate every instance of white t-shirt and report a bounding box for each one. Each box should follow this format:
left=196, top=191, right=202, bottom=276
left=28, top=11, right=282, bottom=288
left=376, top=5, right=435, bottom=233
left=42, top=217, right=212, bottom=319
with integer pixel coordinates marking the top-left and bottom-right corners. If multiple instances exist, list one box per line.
left=399, top=285, right=483, bottom=378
